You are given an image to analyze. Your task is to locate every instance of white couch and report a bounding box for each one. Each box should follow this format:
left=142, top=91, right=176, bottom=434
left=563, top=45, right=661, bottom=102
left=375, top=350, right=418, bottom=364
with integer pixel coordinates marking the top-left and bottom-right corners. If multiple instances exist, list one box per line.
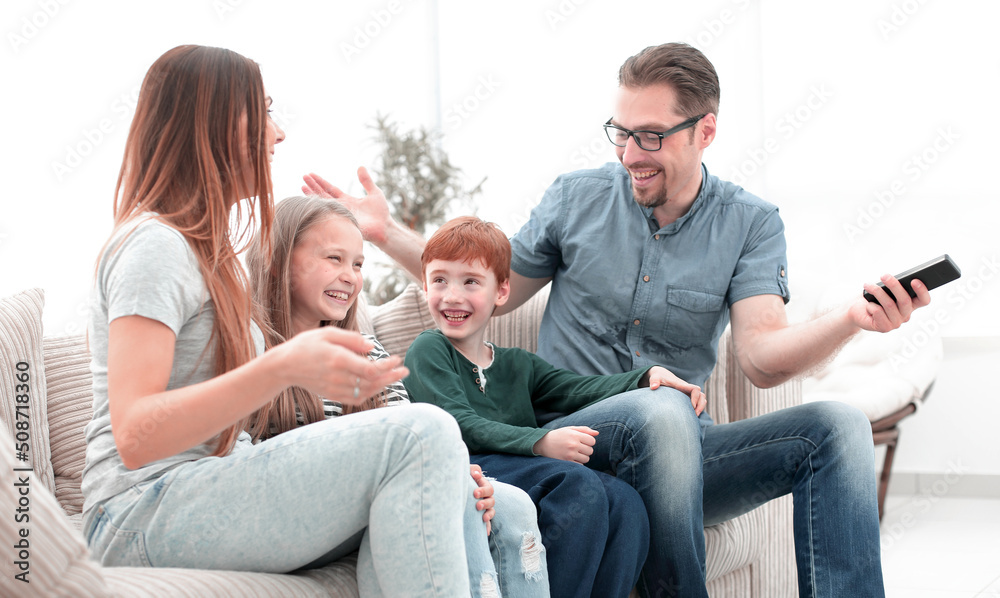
left=1, top=286, right=801, bottom=597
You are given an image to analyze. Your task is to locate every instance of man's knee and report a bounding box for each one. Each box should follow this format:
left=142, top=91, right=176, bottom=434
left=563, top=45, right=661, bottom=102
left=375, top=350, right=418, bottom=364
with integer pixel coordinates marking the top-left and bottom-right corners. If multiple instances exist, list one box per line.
left=801, top=400, right=875, bottom=457
left=804, top=400, right=871, bottom=434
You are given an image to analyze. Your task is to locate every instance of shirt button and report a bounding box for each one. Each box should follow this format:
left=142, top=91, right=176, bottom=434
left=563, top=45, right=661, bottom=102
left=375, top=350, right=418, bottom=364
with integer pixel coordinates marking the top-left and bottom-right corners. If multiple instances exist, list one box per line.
left=475, top=378, right=481, bottom=384
left=635, top=350, right=641, bottom=357
left=472, top=367, right=478, bottom=373
left=654, top=234, right=660, bottom=240
left=633, top=319, right=640, bottom=325
left=643, top=275, right=650, bottom=282
left=780, top=268, right=786, bottom=277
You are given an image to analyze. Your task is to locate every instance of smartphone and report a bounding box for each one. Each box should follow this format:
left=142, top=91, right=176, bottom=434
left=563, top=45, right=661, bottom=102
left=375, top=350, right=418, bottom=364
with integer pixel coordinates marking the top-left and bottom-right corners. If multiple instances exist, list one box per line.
left=863, top=254, right=962, bottom=303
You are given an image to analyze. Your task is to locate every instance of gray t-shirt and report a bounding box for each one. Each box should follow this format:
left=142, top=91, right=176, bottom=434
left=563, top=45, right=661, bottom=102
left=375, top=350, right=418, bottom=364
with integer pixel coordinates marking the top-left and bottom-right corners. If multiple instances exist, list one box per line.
left=82, top=216, right=260, bottom=515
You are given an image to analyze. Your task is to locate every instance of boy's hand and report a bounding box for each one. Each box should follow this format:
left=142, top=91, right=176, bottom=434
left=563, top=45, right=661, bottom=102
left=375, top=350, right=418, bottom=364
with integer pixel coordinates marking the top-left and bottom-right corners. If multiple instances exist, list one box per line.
left=470, top=464, right=494, bottom=536
left=533, top=426, right=599, bottom=463
left=642, top=366, right=707, bottom=416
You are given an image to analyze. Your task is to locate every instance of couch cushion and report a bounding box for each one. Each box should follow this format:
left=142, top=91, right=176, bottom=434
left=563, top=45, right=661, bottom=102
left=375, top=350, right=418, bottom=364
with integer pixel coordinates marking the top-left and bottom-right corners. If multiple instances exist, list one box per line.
left=102, top=555, right=361, bottom=597
left=369, top=283, right=437, bottom=357
left=803, top=327, right=942, bottom=421
left=704, top=506, right=766, bottom=582
left=0, top=426, right=108, bottom=596
left=44, top=334, right=93, bottom=516
left=0, top=288, right=55, bottom=494
left=371, top=283, right=552, bottom=358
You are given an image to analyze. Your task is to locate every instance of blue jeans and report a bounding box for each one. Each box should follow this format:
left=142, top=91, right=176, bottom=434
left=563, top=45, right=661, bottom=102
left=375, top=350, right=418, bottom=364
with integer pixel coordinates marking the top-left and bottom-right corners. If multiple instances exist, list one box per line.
left=466, top=479, right=549, bottom=597
left=473, top=453, right=649, bottom=598
left=83, top=404, right=472, bottom=597
left=545, top=389, right=884, bottom=598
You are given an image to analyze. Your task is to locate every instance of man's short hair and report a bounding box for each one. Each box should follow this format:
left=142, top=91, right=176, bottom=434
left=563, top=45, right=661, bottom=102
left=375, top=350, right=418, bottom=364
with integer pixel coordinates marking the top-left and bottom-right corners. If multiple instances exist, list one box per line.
left=422, top=216, right=511, bottom=284
left=618, top=42, right=720, bottom=118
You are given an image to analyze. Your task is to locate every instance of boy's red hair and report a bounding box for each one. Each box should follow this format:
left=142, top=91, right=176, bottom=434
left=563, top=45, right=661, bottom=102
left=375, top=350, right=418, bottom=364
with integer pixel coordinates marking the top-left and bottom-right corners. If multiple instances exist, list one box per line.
left=422, top=216, right=511, bottom=284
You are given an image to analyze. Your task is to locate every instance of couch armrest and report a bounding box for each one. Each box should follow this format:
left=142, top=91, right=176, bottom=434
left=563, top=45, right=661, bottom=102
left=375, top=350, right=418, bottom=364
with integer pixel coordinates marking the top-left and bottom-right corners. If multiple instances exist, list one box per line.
left=714, top=327, right=801, bottom=598
left=722, top=328, right=803, bottom=422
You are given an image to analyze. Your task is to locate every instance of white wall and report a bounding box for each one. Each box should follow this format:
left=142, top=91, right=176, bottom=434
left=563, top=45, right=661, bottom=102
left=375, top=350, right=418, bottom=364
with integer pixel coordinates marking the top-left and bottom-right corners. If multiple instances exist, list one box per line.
left=3, top=0, right=998, bottom=481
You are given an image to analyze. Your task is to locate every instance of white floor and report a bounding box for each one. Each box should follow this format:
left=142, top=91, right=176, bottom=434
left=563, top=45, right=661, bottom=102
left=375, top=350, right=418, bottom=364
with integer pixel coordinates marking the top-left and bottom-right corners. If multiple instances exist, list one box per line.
left=880, top=493, right=1000, bottom=597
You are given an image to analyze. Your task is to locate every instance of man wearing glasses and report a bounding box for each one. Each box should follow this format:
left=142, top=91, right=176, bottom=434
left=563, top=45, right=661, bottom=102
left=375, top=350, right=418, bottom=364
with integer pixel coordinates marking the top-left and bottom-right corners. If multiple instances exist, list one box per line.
left=306, top=42, right=925, bottom=597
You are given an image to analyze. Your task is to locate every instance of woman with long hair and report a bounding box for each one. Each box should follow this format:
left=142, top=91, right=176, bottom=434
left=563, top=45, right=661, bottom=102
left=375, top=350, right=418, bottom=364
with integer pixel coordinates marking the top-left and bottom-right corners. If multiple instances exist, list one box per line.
left=246, top=195, right=550, bottom=596
left=82, top=45, right=471, bottom=596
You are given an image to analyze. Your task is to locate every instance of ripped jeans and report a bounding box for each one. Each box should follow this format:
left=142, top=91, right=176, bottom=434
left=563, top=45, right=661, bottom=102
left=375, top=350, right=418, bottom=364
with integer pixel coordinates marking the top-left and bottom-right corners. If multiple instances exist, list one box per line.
left=467, top=478, right=549, bottom=597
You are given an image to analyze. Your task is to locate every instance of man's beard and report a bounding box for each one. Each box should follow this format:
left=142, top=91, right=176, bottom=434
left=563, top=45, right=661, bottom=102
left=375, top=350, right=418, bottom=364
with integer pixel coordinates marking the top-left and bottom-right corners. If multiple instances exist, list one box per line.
left=632, top=182, right=669, bottom=209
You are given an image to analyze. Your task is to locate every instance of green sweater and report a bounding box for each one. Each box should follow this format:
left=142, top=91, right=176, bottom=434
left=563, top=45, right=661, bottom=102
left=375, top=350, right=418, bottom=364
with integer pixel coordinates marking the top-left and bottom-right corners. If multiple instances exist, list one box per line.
left=403, top=329, right=647, bottom=456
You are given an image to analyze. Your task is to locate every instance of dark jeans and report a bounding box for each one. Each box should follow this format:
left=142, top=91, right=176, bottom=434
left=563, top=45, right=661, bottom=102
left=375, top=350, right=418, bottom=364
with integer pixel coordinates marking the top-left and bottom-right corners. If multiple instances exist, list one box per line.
left=473, top=453, right=649, bottom=598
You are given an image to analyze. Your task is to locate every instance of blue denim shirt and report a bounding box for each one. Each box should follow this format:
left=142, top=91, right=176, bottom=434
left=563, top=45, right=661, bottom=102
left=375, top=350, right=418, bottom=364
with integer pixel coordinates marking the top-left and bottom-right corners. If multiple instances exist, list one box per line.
left=510, top=162, right=789, bottom=392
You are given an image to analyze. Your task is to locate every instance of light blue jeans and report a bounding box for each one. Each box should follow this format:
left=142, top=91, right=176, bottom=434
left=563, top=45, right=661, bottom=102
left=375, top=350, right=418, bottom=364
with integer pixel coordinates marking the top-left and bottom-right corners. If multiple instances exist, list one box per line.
left=83, top=403, right=472, bottom=597
left=545, top=388, right=885, bottom=598
left=466, top=478, right=549, bottom=597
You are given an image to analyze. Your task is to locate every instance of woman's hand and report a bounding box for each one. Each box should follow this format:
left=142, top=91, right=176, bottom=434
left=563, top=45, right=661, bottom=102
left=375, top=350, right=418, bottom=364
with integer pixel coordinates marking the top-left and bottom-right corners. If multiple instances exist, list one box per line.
left=277, top=327, right=408, bottom=405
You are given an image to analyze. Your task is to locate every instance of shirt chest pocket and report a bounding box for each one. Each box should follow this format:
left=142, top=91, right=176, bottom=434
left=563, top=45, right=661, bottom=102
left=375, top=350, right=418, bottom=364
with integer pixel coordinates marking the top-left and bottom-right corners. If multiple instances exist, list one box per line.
left=664, top=288, right=726, bottom=349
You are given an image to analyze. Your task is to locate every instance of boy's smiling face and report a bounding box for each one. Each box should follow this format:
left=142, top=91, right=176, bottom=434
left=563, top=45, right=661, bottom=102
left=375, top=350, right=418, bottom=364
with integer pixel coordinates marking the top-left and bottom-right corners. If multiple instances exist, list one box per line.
left=424, top=257, right=510, bottom=355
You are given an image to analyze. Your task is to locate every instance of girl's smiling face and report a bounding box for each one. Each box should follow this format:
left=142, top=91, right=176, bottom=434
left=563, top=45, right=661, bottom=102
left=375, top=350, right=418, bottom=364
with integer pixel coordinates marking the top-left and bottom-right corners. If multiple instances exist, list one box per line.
left=288, top=215, right=364, bottom=335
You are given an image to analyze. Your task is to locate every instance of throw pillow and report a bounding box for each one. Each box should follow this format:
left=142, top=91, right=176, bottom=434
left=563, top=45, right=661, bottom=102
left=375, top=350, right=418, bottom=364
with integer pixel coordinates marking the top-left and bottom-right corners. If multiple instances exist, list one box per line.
left=0, top=289, right=55, bottom=494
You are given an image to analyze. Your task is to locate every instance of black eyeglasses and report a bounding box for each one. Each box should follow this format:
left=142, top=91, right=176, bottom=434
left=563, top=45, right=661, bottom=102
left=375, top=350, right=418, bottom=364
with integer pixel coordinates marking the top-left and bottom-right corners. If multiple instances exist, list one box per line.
left=603, top=114, right=706, bottom=151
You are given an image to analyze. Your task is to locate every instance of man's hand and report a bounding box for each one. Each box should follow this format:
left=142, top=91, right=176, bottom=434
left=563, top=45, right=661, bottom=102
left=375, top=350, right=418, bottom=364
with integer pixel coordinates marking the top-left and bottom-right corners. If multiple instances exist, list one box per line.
left=532, top=426, right=598, bottom=463
left=850, top=274, right=931, bottom=333
left=302, top=167, right=391, bottom=245
left=641, top=366, right=706, bottom=415
left=470, top=464, right=495, bottom=536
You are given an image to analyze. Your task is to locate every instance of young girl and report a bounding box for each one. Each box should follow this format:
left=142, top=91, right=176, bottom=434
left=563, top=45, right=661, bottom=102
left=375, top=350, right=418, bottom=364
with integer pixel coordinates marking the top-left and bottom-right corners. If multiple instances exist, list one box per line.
left=81, top=45, right=472, bottom=596
left=245, top=196, right=549, bottom=597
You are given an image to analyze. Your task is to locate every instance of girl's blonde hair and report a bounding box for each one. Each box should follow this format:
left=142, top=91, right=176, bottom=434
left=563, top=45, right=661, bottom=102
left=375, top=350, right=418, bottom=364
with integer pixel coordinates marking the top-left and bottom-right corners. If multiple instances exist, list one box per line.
left=109, top=45, right=273, bottom=457
left=247, top=196, right=382, bottom=439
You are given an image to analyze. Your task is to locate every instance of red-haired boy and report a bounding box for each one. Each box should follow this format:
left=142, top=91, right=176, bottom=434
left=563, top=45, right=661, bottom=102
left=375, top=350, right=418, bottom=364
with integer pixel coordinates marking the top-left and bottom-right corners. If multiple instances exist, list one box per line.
left=404, top=216, right=704, bottom=598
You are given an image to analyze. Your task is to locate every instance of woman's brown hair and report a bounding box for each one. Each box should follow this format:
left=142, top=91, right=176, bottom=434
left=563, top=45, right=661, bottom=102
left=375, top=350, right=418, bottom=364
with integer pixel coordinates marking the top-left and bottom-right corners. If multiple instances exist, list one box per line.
left=111, top=45, right=274, bottom=456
